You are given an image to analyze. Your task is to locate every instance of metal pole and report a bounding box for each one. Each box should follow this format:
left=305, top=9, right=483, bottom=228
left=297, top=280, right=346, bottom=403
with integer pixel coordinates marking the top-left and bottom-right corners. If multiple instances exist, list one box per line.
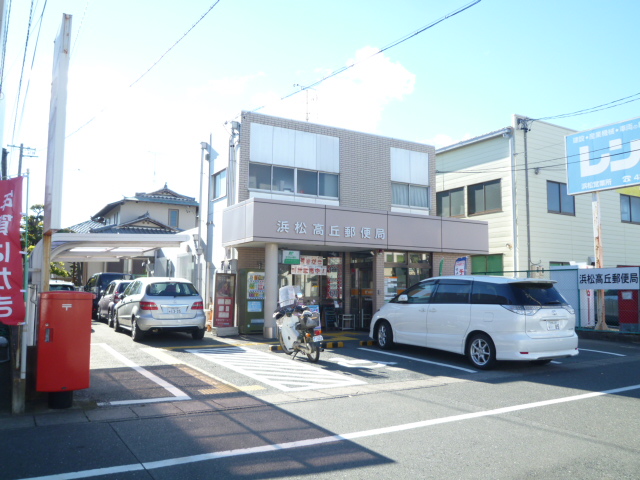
left=593, top=192, right=607, bottom=330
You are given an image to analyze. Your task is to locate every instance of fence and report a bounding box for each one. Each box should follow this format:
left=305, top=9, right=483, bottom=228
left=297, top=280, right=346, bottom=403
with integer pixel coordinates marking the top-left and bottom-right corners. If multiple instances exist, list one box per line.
left=474, top=269, right=637, bottom=334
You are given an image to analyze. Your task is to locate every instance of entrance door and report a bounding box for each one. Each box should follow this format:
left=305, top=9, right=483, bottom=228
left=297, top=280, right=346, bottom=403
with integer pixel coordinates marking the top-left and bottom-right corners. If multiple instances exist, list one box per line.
left=350, top=259, right=374, bottom=331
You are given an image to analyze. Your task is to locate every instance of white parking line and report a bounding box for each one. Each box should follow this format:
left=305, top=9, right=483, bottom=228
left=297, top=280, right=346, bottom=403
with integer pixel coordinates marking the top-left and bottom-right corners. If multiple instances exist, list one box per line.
left=579, top=348, right=626, bottom=357
left=358, top=348, right=477, bottom=373
left=95, top=343, right=191, bottom=406
left=187, top=346, right=367, bottom=391
left=22, top=382, right=640, bottom=479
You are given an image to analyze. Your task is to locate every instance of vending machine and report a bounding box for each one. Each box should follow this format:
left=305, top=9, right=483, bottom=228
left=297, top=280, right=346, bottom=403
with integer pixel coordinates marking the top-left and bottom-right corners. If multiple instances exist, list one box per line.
left=237, top=269, right=266, bottom=334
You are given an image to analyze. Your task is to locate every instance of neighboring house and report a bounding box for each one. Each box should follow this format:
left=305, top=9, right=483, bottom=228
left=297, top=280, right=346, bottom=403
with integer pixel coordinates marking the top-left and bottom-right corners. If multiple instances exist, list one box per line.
left=435, top=114, right=640, bottom=274
left=207, top=111, right=490, bottom=335
left=67, top=185, right=199, bottom=282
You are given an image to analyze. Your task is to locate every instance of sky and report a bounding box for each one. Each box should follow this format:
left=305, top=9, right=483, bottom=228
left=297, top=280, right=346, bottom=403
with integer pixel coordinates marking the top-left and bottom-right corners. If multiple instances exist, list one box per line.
left=2, top=0, right=640, bottom=228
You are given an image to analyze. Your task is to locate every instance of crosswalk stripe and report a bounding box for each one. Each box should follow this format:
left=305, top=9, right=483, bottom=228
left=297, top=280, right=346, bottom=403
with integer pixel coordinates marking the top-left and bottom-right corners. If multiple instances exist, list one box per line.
left=187, top=347, right=366, bottom=392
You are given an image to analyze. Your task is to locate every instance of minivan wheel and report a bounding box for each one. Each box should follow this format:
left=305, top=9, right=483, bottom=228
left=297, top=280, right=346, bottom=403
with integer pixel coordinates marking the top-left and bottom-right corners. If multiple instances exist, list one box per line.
left=114, top=314, right=121, bottom=333
left=107, top=309, right=114, bottom=328
left=376, top=320, right=394, bottom=350
left=466, top=333, right=496, bottom=370
left=131, top=318, right=144, bottom=342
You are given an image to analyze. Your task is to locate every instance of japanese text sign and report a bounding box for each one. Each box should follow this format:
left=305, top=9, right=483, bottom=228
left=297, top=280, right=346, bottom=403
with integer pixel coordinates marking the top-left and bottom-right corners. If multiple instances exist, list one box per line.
left=566, top=117, right=640, bottom=195
left=0, top=177, right=25, bottom=324
left=577, top=267, right=640, bottom=290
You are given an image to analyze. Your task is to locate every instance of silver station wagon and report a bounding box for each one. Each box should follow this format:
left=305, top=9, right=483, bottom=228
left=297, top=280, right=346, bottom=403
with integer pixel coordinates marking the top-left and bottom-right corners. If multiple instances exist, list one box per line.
left=370, top=275, right=579, bottom=369
left=114, top=277, right=206, bottom=341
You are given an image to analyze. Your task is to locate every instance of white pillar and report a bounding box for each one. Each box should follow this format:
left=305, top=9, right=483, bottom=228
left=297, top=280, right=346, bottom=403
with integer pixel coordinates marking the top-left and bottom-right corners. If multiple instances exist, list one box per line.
left=263, top=242, right=278, bottom=338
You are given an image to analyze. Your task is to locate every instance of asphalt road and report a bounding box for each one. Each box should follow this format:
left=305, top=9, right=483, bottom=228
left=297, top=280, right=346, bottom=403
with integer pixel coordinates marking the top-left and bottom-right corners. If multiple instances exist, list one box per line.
left=2, top=321, right=640, bottom=479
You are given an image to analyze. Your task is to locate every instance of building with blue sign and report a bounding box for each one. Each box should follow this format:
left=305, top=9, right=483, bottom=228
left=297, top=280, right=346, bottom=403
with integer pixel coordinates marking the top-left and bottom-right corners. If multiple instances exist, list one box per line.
left=436, top=114, right=640, bottom=275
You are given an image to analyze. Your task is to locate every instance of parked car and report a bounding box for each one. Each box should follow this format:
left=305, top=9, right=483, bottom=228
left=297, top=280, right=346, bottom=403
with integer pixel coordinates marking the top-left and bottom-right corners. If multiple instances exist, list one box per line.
left=114, top=277, right=206, bottom=341
left=97, top=280, right=132, bottom=326
left=84, top=272, right=134, bottom=320
left=370, top=275, right=578, bottom=370
left=49, top=280, right=76, bottom=291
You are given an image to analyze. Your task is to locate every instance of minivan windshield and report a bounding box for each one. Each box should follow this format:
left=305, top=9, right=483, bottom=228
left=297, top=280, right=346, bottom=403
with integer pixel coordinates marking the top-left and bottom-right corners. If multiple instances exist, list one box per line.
left=510, top=282, right=568, bottom=306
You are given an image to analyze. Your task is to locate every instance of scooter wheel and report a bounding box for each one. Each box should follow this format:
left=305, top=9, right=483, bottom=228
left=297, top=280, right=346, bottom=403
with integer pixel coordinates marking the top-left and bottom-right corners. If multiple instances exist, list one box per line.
left=278, top=330, right=293, bottom=355
left=306, top=343, right=320, bottom=363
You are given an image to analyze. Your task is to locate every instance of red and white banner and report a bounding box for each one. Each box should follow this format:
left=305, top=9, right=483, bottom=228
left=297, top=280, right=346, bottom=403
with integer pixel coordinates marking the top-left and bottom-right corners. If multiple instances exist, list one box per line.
left=0, top=177, right=25, bottom=325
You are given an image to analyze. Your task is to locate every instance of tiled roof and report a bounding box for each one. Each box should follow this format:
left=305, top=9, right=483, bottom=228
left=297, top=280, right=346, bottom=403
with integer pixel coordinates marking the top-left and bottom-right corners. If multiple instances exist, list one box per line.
left=91, top=185, right=198, bottom=220
left=67, top=220, right=104, bottom=233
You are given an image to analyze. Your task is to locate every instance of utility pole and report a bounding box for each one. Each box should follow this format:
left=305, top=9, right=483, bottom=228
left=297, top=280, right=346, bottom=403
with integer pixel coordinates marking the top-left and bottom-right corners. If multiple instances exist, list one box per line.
left=7, top=144, right=37, bottom=176
left=517, top=117, right=533, bottom=272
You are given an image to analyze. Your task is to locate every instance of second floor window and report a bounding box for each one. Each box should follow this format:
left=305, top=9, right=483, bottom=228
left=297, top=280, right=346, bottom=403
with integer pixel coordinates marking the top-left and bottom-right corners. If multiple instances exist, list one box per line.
left=169, top=209, right=179, bottom=228
left=468, top=179, right=501, bottom=215
left=621, top=194, right=640, bottom=223
left=436, top=187, right=464, bottom=217
left=249, top=163, right=339, bottom=198
left=392, top=183, right=429, bottom=208
left=547, top=181, right=575, bottom=215
left=213, top=170, right=227, bottom=199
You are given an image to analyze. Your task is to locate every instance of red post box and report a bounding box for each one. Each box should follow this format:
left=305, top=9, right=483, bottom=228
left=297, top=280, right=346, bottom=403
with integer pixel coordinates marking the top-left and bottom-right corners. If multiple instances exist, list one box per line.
left=36, top=291, right=94, bottom=408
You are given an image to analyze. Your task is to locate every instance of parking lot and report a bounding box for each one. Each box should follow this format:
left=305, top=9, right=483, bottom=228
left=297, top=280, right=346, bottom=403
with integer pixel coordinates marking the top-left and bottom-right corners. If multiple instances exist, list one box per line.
left=66, top=320, right=640, bottom=417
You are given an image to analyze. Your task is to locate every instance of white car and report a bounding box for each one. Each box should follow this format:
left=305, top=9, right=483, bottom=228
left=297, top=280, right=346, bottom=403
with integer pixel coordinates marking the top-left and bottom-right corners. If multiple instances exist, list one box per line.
left=369, top=275, right=578, bottom=369
left=49, top=280, right=76, bottom=291
left=114, top=277, right=206, bottom=342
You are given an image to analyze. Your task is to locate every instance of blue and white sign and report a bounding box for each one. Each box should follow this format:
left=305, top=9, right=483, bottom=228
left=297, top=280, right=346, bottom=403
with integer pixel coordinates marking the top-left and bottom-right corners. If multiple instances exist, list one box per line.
left=577, top=267, right=640, bottom=290
left=565, top=117, right=640, bottom=195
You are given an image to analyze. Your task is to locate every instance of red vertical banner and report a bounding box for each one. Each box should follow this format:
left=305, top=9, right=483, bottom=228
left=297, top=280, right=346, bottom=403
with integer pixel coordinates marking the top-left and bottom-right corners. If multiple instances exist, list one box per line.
left=0, top=177, right=25, bottom=325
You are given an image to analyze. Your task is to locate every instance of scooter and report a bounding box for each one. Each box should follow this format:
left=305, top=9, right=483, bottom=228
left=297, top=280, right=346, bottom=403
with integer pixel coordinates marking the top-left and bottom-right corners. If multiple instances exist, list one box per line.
left=273, top=286, right=323, bottom=362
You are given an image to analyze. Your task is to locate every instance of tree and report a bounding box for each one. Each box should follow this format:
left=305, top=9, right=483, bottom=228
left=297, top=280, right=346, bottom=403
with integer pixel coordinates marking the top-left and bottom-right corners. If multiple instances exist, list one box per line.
left=23, top=204, right=72, bottom=278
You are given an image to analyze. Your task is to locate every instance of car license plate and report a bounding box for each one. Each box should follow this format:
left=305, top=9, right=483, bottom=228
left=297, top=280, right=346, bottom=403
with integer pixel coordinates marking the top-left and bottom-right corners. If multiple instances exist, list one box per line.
left=167, top=307, right=181, bottom=314
left=312, top=335, right=323, bottom=342
left=547, top=320, right=560, bottom=330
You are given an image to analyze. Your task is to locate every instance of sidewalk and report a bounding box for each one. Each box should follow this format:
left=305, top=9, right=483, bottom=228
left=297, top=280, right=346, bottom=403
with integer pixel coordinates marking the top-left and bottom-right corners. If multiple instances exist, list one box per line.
left=0, top=330, right=373, bottom=426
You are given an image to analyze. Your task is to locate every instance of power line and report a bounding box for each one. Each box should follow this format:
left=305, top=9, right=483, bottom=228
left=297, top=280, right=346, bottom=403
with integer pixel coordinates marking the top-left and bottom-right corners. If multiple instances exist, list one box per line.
left=250, top=0, right=482, bottom=113
left=66, top=0, right=222, bottom=139
left=534, top=92, right=640, bottom=122
left=10, top=0, right=35, bottom=146
left=437, top=143, right=640, bottom=176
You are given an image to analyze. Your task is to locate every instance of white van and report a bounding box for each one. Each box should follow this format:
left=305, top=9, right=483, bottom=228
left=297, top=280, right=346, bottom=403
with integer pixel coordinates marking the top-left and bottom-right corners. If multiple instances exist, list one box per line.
left=369, top=276, right=579, bottom=369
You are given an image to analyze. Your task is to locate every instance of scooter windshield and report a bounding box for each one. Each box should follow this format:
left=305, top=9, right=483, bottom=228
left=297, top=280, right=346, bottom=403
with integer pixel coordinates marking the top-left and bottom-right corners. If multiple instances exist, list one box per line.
left=278, top=285, right=302, bottom=307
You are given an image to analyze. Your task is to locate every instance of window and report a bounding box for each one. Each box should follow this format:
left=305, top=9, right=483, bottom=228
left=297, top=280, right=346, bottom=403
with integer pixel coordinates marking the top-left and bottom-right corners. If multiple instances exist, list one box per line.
left=431, top=281, right=471, bottom=304
left=249, top=163, right=339, bottom=198
left=392, top=183, right=429, bottom=208
left=436, top=188, right=464, bottom=217
left=319, top=173, right=339, bottom=197
left=547, top=181, right=575, bottom=215
left=169, top=209, right=179, bottom=228
left=468, top=179, right=501, bottom=215
left=297, top=170, right=318, bottom=195
left=621, top=194, right=640, bottom=223
left=395, top=281, right=436, bottom=304
left=471, top=282, right=510, bottom=305
left=249, top=163, right=271, bottom=190
left=213, top=170, right=227, bottom=199
left=471, top=254, right=503, bottom=275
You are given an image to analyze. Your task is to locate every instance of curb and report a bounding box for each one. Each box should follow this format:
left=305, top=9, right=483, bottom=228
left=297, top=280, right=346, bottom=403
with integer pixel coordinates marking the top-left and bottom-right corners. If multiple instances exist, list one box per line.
left=359, top=340, right=375, bottom=346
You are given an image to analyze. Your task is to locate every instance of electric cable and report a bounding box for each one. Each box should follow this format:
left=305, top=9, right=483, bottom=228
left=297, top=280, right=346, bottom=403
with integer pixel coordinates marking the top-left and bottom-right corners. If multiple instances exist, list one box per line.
left=248, top=0, right=482, bottom=114
left=66, top=0, right=222, bottom=139
left=0, top=0, right=12, bottom=96
left=10, top=0, right=35, bottom=146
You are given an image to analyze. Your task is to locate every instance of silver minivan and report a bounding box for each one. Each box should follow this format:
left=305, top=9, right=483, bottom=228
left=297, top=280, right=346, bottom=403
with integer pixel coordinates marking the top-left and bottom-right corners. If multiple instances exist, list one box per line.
left=369, top=275, right=578, bottom=369
left=114, top=277, right=206, bottom=341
